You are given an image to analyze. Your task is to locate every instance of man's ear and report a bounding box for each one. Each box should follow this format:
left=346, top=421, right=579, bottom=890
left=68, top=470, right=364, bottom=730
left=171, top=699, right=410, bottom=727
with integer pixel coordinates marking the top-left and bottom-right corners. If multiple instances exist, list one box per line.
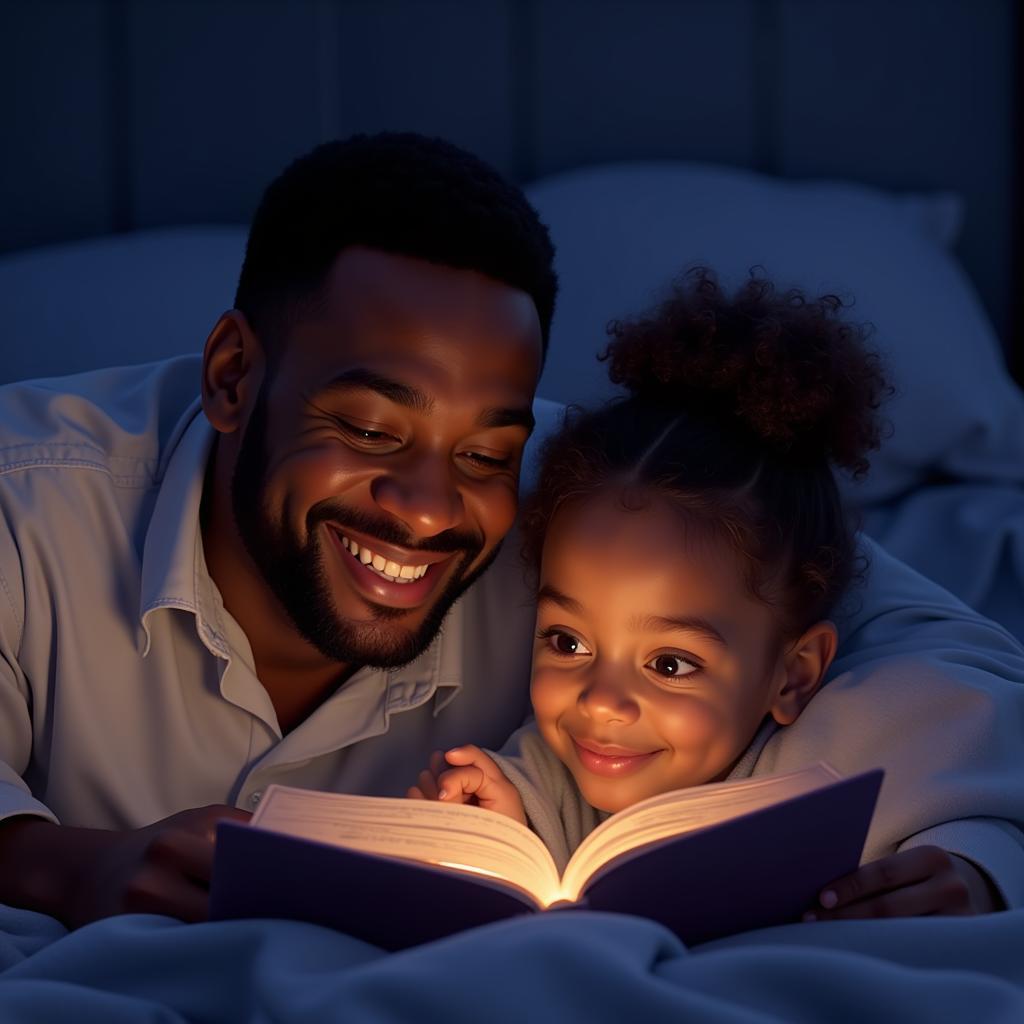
left=769, top=620, right=838, bottom=726
left=201, top=310, right=265, bottom=434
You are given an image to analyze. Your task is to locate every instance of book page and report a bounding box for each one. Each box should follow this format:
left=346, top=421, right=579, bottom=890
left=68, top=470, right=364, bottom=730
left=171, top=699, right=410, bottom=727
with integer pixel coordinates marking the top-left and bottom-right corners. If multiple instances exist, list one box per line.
left=560, top=762, right=841, bottom=900
left=251, top=786, right=564, bottom=907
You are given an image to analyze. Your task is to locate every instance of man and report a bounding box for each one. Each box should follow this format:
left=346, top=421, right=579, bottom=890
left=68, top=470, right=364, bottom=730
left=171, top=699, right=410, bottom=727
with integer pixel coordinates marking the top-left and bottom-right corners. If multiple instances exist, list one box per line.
left=0, top=134, right=1021, bottom=928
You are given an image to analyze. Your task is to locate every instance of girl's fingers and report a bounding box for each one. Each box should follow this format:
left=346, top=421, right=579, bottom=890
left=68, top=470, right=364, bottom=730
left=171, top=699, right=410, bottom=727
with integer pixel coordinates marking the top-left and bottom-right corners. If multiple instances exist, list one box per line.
left=408, top=750, right=492, bottom=803
left=436, top=749, right=527, bottom=823
left=415, top=768, right=440, bottom=800
left=443, top=744, right=484, bottom=765
left=444, top=745, right=503, bottom=780
left=437, top=765, right=486, bottom=800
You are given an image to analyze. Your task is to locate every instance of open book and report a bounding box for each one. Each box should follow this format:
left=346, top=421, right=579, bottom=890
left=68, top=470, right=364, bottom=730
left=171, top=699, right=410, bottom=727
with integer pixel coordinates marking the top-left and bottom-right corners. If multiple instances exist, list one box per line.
left=210, top=763, right=882, bottom=950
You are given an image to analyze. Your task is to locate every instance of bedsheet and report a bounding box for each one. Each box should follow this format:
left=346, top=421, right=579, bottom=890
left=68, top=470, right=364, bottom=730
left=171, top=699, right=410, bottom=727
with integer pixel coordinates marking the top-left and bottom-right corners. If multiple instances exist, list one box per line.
left=1, top=905, right=1023, bottom=1023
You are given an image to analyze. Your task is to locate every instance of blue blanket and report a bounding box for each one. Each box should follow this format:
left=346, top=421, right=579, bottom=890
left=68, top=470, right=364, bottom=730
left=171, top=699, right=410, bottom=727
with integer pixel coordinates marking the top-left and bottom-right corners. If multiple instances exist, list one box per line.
left=2, top=906, right=1022, bottom=1022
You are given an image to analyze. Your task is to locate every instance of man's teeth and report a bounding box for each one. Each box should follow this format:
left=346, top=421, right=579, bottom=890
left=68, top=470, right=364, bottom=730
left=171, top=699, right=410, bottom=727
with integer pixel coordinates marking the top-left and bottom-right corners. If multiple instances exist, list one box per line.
left=340, top=536, right=429, bottom=583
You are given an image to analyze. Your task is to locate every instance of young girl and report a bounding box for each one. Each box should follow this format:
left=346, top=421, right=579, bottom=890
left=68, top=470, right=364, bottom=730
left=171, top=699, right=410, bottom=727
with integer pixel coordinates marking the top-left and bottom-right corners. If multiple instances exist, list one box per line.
left=409, top=269, right=1000, bottom=919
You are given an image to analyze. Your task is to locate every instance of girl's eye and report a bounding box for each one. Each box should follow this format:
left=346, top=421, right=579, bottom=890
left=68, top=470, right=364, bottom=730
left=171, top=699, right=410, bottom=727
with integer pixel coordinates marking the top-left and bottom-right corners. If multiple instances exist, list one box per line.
left=537, top=628, right=591, bottom=657
left=646, top=653, right=699, bottom=679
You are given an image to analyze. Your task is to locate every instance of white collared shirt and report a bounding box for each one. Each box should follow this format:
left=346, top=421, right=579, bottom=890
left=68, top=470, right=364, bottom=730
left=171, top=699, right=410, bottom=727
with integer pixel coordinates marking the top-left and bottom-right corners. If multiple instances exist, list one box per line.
left=0, top=357, right=538, bottom=827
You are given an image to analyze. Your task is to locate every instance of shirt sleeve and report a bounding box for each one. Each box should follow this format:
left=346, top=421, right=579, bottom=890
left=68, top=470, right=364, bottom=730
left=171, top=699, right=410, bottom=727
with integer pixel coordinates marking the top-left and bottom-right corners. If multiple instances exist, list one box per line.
left=0, top=524, right=58, bottom=826
left=753, top=535, right=1024, bottom=903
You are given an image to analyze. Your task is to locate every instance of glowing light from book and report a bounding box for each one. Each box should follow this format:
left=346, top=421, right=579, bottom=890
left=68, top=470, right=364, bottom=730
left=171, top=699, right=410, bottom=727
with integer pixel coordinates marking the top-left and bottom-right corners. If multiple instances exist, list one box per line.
left=436, top=860, right=508, bottom=881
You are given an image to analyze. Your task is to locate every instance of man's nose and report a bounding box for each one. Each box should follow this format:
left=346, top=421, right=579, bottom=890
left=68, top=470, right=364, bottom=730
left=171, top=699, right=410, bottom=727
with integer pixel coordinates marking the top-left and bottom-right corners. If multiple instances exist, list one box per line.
left=370, top=453, right=466, bottom=538
left=577, top=666, right=640, bottom=725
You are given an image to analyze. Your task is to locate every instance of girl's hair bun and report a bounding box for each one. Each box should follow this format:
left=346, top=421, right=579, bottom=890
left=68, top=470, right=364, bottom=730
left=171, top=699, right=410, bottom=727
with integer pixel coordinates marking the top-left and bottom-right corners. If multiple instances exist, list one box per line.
left=603, top=268, right=891, bottom=477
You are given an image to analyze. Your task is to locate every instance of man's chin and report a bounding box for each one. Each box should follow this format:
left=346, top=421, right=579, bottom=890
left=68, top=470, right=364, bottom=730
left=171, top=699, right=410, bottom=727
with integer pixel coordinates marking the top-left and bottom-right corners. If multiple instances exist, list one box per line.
left=336, top=631, right=428, bottom=671
left=314, top=609, right=445, bottom=669
left=295, top=540, right=501, bottom=669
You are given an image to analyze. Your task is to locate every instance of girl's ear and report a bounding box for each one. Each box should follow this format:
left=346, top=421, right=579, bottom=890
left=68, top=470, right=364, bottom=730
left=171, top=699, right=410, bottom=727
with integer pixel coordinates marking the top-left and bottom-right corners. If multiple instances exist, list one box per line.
left=201, top=310, right=266, bottom=434
left=769, top=621, right=838, bottom=726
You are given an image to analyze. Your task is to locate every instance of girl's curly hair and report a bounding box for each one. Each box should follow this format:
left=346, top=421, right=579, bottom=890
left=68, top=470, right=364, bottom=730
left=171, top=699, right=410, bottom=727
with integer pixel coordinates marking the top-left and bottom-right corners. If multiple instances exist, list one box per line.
left=522, top=268, right=892, bottom=637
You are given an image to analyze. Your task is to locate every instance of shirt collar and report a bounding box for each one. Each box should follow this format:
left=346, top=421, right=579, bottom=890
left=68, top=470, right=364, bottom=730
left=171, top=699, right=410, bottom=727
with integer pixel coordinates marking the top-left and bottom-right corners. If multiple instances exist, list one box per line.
left=138, top=402, right=222, bottom=655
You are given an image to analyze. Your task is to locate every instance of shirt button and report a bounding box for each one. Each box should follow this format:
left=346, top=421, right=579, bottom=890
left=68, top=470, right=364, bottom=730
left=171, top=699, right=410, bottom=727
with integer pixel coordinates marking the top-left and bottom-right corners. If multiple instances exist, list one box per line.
left=249, top=791, right=263, bottom=807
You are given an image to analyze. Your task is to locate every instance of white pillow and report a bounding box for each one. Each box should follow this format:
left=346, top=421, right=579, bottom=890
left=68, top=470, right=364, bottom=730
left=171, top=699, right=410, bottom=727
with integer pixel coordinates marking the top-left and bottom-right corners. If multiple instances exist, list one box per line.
left=525, top=162, right=1024, bottom=503
left=0, top=227, right=247, bottom=384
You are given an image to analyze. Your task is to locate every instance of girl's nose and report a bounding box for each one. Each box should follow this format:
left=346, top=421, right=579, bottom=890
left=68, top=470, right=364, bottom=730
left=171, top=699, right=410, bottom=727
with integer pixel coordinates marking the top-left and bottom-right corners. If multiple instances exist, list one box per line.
left=577, top=669, right=640, bottom=725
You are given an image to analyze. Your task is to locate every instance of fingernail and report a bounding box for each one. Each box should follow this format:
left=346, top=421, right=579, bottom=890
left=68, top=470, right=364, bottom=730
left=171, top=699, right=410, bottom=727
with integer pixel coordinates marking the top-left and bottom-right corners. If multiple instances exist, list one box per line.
left=820, top=890, right=838, bottom=909
left=437, top=789, right=447, bottom=800
left=802, top=912, right=817, bottom=922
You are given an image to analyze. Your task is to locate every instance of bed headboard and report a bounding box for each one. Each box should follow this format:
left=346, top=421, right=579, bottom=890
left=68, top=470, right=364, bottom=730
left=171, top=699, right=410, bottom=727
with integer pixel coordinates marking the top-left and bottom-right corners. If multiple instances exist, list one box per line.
left=1, top=0, right=1019, bottom=372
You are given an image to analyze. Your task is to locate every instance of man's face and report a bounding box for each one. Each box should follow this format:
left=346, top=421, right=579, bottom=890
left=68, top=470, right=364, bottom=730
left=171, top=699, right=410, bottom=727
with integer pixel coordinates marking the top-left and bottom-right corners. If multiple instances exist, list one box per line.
left=231, top=247, right=543, bottom=668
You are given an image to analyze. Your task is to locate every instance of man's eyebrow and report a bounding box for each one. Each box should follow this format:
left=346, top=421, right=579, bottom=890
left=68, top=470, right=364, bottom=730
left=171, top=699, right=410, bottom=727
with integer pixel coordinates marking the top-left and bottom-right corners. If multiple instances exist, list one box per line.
left=536, top=584, right=585, bottom=616
left=315, top=368, right=433, bottom=414
left=312, top=369, right=534, bottom=431
left=633, top=614, right=728, bottom=646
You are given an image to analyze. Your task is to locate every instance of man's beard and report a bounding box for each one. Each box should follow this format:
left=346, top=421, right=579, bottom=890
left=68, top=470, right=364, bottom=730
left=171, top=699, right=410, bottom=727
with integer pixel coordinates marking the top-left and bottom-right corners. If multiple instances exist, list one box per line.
left=230, top=384, right=501, bottom=668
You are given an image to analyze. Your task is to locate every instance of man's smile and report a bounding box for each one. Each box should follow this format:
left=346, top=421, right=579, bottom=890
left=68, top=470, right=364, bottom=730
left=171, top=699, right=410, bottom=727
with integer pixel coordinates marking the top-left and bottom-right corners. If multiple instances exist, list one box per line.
left=325, top=523, right=460, bottom=609
left=340, top=534, right=430, bottom=583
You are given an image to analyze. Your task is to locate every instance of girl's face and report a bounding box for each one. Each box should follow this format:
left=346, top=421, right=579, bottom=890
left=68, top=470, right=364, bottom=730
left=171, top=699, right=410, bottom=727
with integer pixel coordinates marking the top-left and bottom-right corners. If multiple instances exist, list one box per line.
left=531, top=490, right=802, bottom=814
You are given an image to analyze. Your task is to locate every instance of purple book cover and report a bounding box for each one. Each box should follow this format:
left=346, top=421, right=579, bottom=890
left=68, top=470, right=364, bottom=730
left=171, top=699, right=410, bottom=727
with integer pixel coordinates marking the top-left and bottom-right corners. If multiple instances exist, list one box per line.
left=211, top=821, right=536, bottom=950
left=210, top=768, right=882, bottom=950
left=581, top=768, right=883, bottom=945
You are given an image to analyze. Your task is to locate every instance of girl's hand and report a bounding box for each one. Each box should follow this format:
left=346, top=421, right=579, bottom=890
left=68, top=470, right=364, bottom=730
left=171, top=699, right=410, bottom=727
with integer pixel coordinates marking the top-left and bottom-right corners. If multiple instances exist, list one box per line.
left=406, top=745, right=527, bottom=825
left=804, top=846, right=1005, bottom=921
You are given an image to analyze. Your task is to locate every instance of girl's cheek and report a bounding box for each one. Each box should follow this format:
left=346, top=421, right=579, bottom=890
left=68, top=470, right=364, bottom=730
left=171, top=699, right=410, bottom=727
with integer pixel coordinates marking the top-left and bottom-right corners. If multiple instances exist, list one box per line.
left=652, top=692, right=729, bottom=746
left=530, top=667, right=570, bottom=719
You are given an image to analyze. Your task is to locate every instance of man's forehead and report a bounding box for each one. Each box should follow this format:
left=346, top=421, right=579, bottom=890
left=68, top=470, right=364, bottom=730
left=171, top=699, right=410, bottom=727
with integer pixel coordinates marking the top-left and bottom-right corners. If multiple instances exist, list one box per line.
left=281, top=252, right=541, bottom=392
left=271, top=248, right=543, bottom=406
left=323, top=247, right=539, bottom=329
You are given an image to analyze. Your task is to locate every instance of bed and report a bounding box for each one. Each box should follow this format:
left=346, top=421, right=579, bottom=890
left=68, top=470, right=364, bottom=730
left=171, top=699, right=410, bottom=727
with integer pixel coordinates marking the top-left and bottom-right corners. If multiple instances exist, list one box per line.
left=3, top=0, right=1024, bottom=1018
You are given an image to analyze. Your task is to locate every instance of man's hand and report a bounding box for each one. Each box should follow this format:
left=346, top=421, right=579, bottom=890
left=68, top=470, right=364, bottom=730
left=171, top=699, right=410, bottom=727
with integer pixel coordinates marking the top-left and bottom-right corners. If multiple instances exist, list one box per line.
left=804, top=845, right=1005, bottom=921
left=0, top=804, right=251, bottom=928
left=407, top=746, right=527, bottom=825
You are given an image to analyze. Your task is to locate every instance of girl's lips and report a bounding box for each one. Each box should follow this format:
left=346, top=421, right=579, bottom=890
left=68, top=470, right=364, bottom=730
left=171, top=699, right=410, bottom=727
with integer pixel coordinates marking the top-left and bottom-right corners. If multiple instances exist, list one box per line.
left=571, top=737, right=661, bottom=777
left=325, top=525, right=452, bottom=609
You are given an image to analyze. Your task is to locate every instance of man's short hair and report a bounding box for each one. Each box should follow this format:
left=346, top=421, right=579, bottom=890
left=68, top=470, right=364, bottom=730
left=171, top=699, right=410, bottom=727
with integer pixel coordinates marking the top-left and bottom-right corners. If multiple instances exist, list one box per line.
left=234, top=132, right=558, bottom=360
